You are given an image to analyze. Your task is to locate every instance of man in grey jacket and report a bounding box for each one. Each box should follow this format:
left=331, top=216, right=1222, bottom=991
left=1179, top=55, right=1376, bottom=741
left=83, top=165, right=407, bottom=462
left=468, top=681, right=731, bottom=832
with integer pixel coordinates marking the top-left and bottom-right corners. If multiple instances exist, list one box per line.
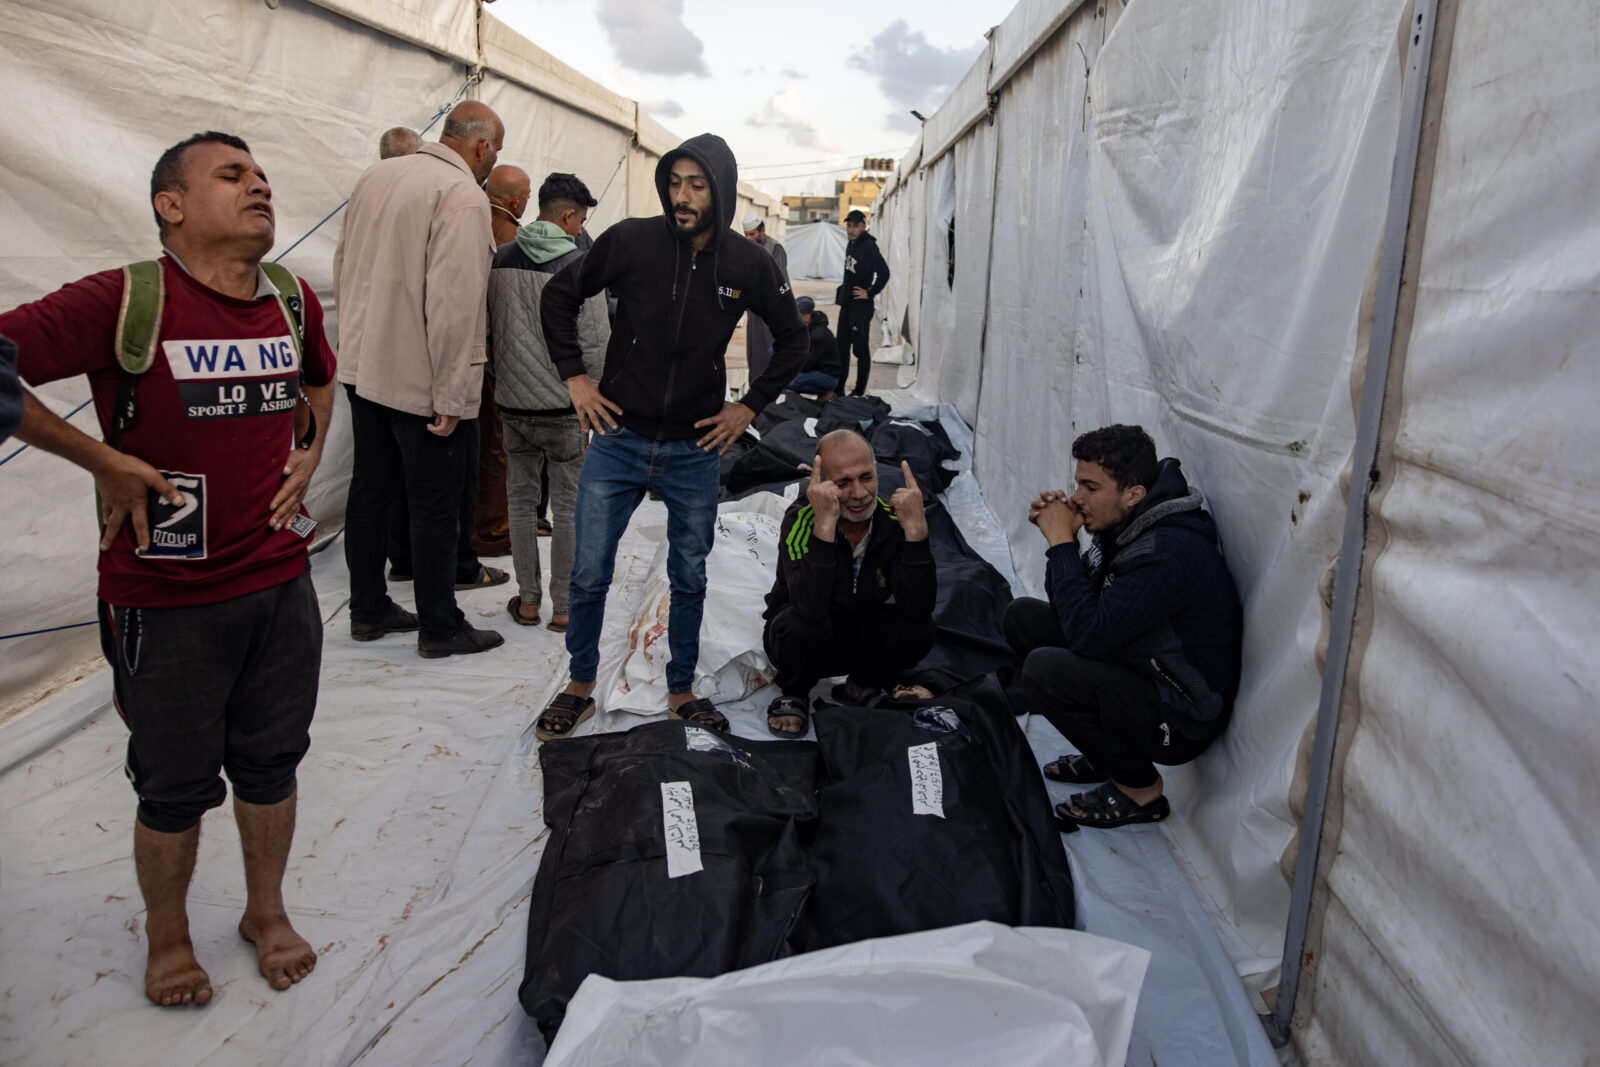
left=489, top=173, right=608, bottom=632
left=741, top=214, right=788, bottom=382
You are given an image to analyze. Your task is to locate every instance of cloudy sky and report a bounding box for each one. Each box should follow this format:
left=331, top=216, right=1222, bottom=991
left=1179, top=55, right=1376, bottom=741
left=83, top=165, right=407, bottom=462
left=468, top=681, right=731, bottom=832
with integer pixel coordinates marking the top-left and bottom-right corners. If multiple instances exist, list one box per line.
left=488, top=0, right=995, bottom=199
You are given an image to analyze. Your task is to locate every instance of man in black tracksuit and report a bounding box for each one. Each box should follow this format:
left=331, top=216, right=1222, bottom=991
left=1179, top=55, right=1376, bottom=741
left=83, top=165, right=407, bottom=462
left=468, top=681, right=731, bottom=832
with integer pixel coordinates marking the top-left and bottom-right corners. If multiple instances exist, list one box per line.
left=1004, top=424, right=1243, bottom=829
left=536, top=133, right=808, bottom=738
left=762, top=429, right=936, bottom=736
left=836, top=209, right=890, bottom=396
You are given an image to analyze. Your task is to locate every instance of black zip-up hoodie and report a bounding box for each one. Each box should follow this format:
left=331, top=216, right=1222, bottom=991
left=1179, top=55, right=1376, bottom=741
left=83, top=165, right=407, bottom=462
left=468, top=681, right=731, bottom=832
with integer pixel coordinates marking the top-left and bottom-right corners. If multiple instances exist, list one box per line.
left=540, top=133, right=807, bottom=440
left=835, top=231, right=890, bottom=307
left=763, top=493, right=936, bottom=623
left=1043, top=458, right=1243, bottom=738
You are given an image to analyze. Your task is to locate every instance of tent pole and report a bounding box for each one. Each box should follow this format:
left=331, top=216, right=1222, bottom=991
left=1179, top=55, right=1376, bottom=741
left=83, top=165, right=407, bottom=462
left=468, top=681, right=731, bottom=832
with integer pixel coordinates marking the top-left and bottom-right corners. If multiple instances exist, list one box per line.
left=1262, top=0, right=1449, bottom=1048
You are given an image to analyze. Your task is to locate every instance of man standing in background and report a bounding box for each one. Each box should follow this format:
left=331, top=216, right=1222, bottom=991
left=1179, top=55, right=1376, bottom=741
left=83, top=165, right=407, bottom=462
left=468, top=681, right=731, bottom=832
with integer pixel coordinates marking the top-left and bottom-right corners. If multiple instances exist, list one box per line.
left=489, top=172, right=607, bottom=634
left=742, top=214, right=788, bottom=382
left=472, top=163, right=532, bottom=559
left=378, top=126, right=421, bottom=160
left=335, top=100, right=507, bottom=659
left=837, top=209, right=890, bottom=396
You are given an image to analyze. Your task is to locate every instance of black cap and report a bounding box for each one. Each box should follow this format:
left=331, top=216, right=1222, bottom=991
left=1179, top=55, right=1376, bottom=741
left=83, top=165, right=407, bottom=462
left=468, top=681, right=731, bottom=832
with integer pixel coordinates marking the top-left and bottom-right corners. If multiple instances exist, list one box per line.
left=845, top=209, right=867, bottom=223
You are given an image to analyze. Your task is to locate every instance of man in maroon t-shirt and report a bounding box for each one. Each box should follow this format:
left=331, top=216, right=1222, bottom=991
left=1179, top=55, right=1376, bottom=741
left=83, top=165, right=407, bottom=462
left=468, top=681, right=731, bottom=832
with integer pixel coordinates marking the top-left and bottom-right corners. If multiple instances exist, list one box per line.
left=4, top=132, right=336, bottom=1008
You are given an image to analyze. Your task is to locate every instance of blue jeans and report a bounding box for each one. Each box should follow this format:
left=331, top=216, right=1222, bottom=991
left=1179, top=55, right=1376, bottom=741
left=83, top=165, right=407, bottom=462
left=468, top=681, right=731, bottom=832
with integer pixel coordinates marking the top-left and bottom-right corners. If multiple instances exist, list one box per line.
left=567, top=427, right=721, bottom=693
left=788, top=369, right=840, bottom=395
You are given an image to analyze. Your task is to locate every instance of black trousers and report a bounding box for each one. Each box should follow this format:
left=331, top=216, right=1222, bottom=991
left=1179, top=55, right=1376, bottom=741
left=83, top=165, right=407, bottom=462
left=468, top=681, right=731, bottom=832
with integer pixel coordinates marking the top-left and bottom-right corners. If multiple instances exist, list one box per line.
left=1002, top=597, right=1215, bottom=788
left=344, top=386, right=470, bottom=641
left=386, top=416, right=482, bottom=582
left=763, top=604, right=934, bottom=698
left=99, top=573, right=320, bottom=833
left=840, top=300, right=874, bottom=395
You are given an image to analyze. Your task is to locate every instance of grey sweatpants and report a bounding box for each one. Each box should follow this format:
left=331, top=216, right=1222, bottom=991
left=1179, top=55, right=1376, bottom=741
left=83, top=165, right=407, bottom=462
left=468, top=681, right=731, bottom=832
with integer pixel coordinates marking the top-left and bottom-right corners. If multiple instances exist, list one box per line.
left=503, top=413, right=586, bottom=615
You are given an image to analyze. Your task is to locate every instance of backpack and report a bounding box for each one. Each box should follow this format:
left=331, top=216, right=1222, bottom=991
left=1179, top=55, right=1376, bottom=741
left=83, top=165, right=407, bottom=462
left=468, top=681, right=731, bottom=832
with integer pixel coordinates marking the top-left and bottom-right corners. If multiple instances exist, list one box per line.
left=109, top=259, right=317, bottom=449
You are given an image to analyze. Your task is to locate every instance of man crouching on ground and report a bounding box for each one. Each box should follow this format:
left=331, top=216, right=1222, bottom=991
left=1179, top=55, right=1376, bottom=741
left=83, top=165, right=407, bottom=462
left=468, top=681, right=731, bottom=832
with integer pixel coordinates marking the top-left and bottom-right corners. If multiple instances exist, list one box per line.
left=1004, top=424, right=1242, bottom=829
left=2, top=132, right=334, bottom=1003
left=761, top=429, right=935, bottom=737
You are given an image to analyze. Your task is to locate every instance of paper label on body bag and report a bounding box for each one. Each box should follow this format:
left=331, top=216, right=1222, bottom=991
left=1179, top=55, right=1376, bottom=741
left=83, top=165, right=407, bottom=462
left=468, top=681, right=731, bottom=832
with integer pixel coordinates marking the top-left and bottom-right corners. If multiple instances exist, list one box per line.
left=907, top=743, right=946, bottom=818
left=660, top=781, right=704, bottom=878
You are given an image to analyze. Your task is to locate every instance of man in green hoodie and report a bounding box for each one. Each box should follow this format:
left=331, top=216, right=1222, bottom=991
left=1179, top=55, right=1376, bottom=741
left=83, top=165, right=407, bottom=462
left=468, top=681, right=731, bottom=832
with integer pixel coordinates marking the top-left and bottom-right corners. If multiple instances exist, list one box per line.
left=487, top=173, right=609, bottom=637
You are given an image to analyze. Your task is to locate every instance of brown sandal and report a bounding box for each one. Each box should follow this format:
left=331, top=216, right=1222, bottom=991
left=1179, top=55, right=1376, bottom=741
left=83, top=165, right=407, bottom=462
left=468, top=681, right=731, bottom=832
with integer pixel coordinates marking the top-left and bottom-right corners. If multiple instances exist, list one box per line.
left=536, top=693, right=595, bottom=741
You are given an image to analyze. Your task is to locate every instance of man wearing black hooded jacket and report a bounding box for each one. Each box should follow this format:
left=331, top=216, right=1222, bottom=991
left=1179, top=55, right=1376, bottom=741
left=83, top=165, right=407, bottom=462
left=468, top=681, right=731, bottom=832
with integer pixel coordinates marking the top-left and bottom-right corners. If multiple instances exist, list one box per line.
left=837, top=209, right=890, bottom=396
left=1003, top=424, right=1242, bottom=830
left=535, top=133, right=807, bottom=740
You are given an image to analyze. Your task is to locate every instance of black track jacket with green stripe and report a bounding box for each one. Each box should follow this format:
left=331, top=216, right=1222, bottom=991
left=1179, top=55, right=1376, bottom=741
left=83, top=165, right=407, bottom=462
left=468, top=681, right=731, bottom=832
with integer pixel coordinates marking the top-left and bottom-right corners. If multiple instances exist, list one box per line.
left=762, top=494, right=936, bottom=624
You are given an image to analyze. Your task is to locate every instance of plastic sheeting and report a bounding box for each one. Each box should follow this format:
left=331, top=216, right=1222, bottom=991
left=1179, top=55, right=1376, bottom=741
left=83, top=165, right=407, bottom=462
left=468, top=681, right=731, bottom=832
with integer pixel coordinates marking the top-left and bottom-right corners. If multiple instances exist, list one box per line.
left=544, top=922, right=1149, bottom=1067
left=780, top=221, right=847, bottom=281
left=1296, top=2, right=1600, bottom=1062
left=877, top=0, right=1600, bottom=1060
left=876, top=0, right=1406, bottom=1000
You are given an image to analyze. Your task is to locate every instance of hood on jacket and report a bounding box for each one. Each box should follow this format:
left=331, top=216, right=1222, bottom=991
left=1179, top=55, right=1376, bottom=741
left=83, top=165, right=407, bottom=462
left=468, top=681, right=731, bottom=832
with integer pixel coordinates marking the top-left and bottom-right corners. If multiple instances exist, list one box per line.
left=1110, top=457, right=1215, bottom=547
left=655, top=133, right=738, bottom=248
left=514, top=219, right=577, bottom=265
left=808, top=309, right=830, bottom=328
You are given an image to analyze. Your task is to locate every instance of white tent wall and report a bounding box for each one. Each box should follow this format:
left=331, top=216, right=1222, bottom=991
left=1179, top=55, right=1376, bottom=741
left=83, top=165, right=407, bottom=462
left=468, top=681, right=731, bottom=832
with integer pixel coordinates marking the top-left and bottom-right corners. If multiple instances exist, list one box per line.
left=0, top=0, right=718, bottom=716
left=880, top=0, right=1416, bottom=1014
left=779, top=221, right=848, bottom=282
left=1299, top=1, right=1600, bottom=1062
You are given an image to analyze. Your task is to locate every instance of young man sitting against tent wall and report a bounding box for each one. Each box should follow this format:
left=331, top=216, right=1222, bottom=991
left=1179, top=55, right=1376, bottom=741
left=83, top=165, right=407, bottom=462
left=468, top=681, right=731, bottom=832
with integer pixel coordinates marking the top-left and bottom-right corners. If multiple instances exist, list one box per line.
left=1, top=132, right=335, bottom=1004
left=1004, top=424, right=1243, bottom=829
left=762, top=429, right=936, bottom=736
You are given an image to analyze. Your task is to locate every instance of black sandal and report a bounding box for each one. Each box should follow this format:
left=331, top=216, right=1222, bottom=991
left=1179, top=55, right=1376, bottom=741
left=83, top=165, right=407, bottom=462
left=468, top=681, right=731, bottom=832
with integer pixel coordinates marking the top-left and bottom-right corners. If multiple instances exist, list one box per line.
left=1054, top=781, right=1170, bottom=831
left=1042, top=753, right=1106, bottom=784
left=670, top=697, right=729, bottom=733
left=535, top=693, right=595, bottom=742
left=766, top=695, right=810, bottom=738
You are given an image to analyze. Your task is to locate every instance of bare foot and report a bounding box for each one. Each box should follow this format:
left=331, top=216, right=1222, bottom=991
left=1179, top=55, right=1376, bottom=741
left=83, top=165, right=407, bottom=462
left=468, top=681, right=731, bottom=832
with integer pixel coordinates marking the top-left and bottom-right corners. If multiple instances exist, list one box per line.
left=549, top=613, right=569, bottom=629
left=666, top=691, right=697, bottom=713
left=238, top=913, right=316, bottom=991
left=145, top=932, right=213, bottom=1006
left=892, top=684, right=935, bottom=701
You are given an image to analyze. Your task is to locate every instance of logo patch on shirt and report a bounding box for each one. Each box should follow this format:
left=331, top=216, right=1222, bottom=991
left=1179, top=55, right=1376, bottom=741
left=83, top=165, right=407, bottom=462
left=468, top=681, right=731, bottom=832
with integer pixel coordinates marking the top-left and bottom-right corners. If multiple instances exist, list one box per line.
left=136, top=472, right=207, bottom=560
left=163, top=336, right=301, bottom=419
left=718, top=285, right=742, bottom=300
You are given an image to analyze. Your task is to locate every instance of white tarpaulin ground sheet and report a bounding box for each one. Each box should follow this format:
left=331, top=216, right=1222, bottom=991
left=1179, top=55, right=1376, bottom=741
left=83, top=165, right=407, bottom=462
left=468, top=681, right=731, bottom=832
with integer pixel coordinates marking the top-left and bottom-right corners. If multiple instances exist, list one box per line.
left=0, top=400, right=1274, bottom=1066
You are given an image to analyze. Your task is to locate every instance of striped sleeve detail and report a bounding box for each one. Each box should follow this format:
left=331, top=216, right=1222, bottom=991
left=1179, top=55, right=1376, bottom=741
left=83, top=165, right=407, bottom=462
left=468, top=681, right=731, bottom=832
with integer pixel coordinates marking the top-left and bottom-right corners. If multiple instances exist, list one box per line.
left=785, top=505, right=816, bottom=560
left=878, top=496, right=900, bottom=522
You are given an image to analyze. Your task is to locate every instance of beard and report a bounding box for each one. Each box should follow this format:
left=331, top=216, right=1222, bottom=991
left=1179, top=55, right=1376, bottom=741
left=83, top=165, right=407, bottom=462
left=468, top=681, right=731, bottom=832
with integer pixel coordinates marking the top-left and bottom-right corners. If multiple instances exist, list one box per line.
left=673, top=205, right=714, bottom=238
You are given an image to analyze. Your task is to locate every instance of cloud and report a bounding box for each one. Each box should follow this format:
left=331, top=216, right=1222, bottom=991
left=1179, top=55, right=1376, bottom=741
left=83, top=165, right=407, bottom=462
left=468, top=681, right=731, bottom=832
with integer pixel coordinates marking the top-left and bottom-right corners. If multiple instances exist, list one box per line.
left=595, top=0, right=709, bottom=77
left=847, top=19, right=982, bottom=124
left=746, top=89, right=839, bottom=153
left=646, top=98, right=685, bottom=118
left=780, top=66, right=806, bottom=80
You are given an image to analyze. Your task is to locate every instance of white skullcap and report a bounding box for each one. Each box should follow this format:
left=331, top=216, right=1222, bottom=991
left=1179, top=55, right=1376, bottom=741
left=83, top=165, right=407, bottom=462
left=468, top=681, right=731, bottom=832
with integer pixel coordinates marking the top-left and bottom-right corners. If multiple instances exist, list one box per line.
left=741, top=213, right=764, bottom=231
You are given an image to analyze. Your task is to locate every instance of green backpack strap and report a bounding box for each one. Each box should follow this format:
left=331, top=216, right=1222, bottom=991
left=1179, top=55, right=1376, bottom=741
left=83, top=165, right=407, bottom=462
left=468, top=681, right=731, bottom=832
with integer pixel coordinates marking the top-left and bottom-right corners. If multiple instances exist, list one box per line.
left=108, top=260, right=165, bottom=449
left=260, top=260, right=318, bottom=450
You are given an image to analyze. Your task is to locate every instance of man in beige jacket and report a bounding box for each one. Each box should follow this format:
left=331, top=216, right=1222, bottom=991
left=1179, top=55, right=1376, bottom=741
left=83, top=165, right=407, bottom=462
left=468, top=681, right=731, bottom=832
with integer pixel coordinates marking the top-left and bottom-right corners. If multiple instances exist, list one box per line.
left=335, top=100, right=507, bottom=658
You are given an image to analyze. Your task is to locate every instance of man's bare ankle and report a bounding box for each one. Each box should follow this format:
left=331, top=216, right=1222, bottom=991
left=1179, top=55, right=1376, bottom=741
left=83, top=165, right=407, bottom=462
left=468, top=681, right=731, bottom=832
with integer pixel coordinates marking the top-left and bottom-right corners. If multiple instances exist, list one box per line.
left=564, top=680, right=596, bottom=698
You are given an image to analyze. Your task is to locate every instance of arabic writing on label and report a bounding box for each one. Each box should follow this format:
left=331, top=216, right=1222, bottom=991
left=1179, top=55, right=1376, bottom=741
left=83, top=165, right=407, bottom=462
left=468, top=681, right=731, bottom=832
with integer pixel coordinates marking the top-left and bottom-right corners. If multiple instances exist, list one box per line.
left=661, top=781, right=704, bottom=878
left=907, top=743, right=945, bottom=818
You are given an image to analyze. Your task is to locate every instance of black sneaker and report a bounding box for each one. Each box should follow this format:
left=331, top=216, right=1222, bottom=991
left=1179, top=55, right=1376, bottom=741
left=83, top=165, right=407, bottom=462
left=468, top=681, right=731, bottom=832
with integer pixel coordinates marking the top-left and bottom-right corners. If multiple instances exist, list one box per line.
left=418, top=624, right=505, bottom=659
left=351, top=605, right=420, bottom=642
left=388, top=565, right=413, bottom=582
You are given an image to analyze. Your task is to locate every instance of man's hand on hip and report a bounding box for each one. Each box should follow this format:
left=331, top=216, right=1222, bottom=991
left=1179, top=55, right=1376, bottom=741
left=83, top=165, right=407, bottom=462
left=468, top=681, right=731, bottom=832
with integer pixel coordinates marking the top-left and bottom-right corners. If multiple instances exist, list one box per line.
left=269, top=445, right=323, bottom=531
left=567, top=375, right=622, bottom=434
left=852, top=286, right=869, bottom=300
left=96, top=452, right=183, bottom=553
left=427, top=414, right=460, bottom=437
left=694, top=402, right=754, bottom=455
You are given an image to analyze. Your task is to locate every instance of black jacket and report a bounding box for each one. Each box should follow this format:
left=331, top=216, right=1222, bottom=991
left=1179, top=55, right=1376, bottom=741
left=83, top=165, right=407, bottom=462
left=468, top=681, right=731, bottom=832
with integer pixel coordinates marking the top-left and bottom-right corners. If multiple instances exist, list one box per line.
left=802, top=310, right=844, bottom=380
left=1043, top=458, right=1243, bottom=738
left=541, top=133, right=807, bottom=440
left=836, top=232, right=890, bottom=307
left=764, top=493, right=936, bottom=624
